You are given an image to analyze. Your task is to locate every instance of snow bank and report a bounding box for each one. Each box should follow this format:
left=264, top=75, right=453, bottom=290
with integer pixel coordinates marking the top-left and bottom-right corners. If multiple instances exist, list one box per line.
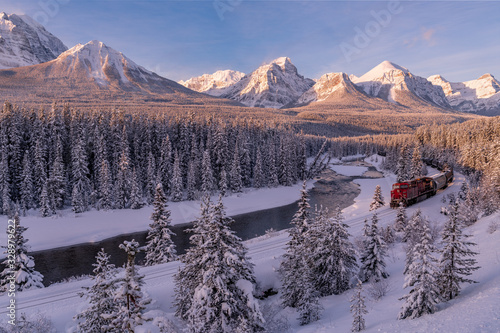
left=0, top=181, right=313, bottom=253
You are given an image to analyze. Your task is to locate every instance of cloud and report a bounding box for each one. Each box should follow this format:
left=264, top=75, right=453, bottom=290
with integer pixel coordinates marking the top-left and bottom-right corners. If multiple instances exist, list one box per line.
left=404, top=27, right=438, bottom=48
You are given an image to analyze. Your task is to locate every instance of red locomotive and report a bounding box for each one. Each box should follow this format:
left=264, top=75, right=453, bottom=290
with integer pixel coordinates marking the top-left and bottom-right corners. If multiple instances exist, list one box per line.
left=390, top=168, right=454, bottom=208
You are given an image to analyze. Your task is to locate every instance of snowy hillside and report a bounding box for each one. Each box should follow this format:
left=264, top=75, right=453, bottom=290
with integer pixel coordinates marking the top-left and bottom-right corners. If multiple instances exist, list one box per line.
left=353, top=61, right=450, bottom=108
left=428, top=73, right=500, bottom=114
left=0, top=12, right=67, bottom=69
left=217, top=57, right=314, bottom=108
left=1, top=157, right=498, bottom=332
left=178, top=69, right=245, bottom=96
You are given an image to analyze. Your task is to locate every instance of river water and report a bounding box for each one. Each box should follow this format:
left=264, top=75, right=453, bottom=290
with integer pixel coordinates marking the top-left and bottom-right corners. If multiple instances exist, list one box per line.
left=30, top=168, right=370, bottom=286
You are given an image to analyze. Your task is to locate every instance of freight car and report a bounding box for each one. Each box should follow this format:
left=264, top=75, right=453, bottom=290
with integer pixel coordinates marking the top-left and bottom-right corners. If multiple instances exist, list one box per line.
left=390, top=168, right=453, bottom=208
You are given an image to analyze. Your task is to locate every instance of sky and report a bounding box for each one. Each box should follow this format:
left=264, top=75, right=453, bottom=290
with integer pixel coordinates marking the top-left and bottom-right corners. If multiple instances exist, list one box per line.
left=2, top=0, right=500, bottom=82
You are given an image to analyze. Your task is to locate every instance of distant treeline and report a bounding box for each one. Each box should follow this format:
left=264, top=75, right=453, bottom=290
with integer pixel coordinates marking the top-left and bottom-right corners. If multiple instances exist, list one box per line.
left=0, top=102, right=327, bottom=216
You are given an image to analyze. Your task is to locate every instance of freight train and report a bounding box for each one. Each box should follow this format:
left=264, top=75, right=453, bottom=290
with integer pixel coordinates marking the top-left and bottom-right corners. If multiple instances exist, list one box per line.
left=390, top=167, right=454, bottom=208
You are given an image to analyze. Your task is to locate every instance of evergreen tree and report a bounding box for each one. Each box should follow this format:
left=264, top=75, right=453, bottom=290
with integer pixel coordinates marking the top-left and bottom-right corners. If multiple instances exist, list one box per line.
left=399, top=221, right=441, bottom=320
left=144, top=184, right=177, bottom=266
left=72, top=136, right=90, bottom=213
left=48, top=136, right=66, bottom=210
left=350, top=280, right=367, bottom=332
left=20, top=150, right=35, bottom=213
left=230, top=144, right=243, bottom=193
left=394, top=202, right=407, bottom=232
left=145, top=152, right=157, bottom=205
left=0, top=213, right=44, bottom=292
left=75, top=249, right=117, bottom=333
left=201, top=150, right=214, bottom=195
left=129, top=169, right=143, bottom=210
left=106, top=240, right=151, bottom=332
left=114, top=149, right=131, bottom=209
left=359, top=212, right=388, bottom=282
left=296, top=256, right=323, bottom=325
left=219, top=168, right=228, bottom=197
left=438, top=201, right=479, bottom=301
left=158, top=135, right=173, bottom=195
left=369, top=185, right=385, bottom=211
left=186, top=159, right=197, bottom=200
left=181, top=196, right=264, bottom=332
left=98, top=159, right=113, bottom=210
left=280, top=182, right=312, bottom=308
left=409, top=146, right=424, bottom=180
left=174, top=196, right=212, bottom=321
left=403, top=209, right=426, bottom=275
left=396, top=145, right=410, bottom=182
left=253, top=148, right=264, bottom=189
left=310, top=206, right=357, bottom=296
left=39, top=178, right=52, bottom=217
left=171, top=152, right=183, bottom=202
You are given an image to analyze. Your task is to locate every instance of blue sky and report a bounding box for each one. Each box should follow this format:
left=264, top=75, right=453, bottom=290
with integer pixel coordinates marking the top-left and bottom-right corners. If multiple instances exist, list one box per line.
left=3, top=1, right=500, bottom=82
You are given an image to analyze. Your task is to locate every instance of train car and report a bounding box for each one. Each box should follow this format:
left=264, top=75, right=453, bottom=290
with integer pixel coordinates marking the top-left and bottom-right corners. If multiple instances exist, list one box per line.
left=390, top=177, right=435, bottom=208
left=432, top=173, right=447, bottom=190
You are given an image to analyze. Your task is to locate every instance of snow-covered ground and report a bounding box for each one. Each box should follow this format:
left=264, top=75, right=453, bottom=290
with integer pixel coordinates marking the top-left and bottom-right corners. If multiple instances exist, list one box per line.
left=1, top=155, right=499, bottom=332
left=0, top=181, right=314, bottom=253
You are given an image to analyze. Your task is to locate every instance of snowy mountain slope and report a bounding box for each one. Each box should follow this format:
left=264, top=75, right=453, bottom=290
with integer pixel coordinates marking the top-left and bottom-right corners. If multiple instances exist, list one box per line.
left=0, top=39, right=245, bottom=107
left=0, top=12, right=67, bottom=68
left=2, top=159, right=498, bottom=332
left=178, top=69, right=245, bottom=96
left=428, top=74, right=500, bottom=115
left=217, top=57, right=315, bottom=108
left=353, top=61, right=450, bottom=108
left=294, top=72, right=365, bottom=105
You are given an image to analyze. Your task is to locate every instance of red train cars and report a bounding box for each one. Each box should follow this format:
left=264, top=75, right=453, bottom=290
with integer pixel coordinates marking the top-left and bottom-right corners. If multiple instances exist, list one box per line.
left=390, top=168, right=454, bottom=208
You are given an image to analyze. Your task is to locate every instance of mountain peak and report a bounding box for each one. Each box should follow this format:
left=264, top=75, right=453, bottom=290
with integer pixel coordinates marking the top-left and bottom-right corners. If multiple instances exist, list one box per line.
left=478, top=73, right=495, bottom=80
left=356, top=60, right=409, bottom=82
left=0, top=12, right=67, bottom=68
left=270, top=56, right=292, bottom=67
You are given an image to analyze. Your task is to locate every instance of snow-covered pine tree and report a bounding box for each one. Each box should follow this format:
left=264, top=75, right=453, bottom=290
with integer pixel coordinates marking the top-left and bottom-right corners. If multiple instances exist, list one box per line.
left=295, top=256, right=322, bottom=325
left=48, top=136, right=65, bottom=211
left=158, top=135, right=173, bottom=195
left=129, top=169, right=143, bottom=210
left=409, top=146, right=424, bottom=180
left=230, top=143, right=243, bottom=193
left=39, top=178, right=52, bottom=217
left=75, top=249, right=117, bottom=332
left=219, top=167, right=228, bottom=197
left=145, top=152, right=156, bottom=204
left=253, top=148, right=264, bottom=189
left=0, top=213, right=44, bottom=292
left=106, top=240, right=151, bottom=332
left=398, top=220, right=441, bottom=320
left=350, top=280, right=367, bottom=332
left=201, top=150, right=214, bottom=195
left=187, top=159, right=197, bottom=200
left=369, top=185, right=385, bottom=211
left=310, top=206, right=357, bottom=296
left=170, top=152, right=183, bottom=202
left=20, top=150, right=35, bottom=213
left=99, top=159, right=113, bottom=210
left=359, top=212, right=388, bottom=282
left=144, top=184, right=177, bottom=266
left=184, top=196, right=264, bottom=332
left=396, top=145, right=409, bottom=182
left=280, top=181, right=312, bottom=308
left=71, top=134, right=90, bottom=213
left=267, top=145, right=279, bottom=188
left=403, top=209, right=425, bottom=275
left=174, top=196, right=212, bottom=321
left=394, top=201, right=407, bottom=232
left=438, top=200, right=479, bottom=301
left=114, top=149, right=131, bottom=209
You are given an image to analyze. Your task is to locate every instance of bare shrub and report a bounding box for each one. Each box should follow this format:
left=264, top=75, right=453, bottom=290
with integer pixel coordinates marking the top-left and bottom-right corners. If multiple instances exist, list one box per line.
left=366, top=278, right=391, bottom=301
left=488, top=220, right=498, bottom=234
left=261, top=303, right=291, bottom=333
left=7, top=313, right=56, bottom=333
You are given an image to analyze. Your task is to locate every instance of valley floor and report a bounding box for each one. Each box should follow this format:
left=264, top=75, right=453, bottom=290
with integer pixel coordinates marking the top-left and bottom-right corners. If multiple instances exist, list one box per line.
left=1, top=155, right=499, bottom=332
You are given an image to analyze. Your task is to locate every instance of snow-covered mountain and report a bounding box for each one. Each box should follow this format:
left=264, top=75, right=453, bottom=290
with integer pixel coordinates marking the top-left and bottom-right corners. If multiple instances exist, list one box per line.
left=0, top=39, right=243, bottom=107
left=428, top=73, right=500, bottom=115
left=353, top=61, right=450, bottom=108
left=178, top=69, right=245, bottom=96
left=295, top=72, right=362, bottom=105
left=0, top=12, right=67, bottom=68
left=217, top=57, right=314, bottom=108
